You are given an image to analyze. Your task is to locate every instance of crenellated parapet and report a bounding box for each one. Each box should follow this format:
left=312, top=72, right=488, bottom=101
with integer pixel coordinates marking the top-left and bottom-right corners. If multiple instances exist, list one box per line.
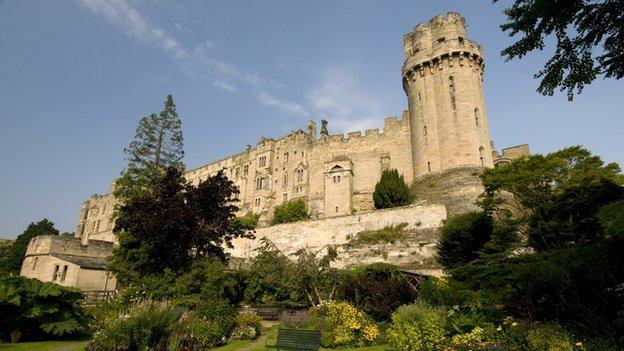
left=402, top=12, right=484, bottom=90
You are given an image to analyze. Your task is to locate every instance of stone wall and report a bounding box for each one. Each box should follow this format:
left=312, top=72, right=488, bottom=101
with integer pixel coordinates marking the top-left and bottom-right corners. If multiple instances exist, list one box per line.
left=228, top=203, right=447, bottom=268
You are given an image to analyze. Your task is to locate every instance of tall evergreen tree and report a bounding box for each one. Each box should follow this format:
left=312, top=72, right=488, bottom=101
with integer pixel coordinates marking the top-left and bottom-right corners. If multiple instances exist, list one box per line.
left=115, top=94, right=184, bottom=200
left=0, top=219, right=59, bottom=274
left=373, top=169, right=412, bottom=209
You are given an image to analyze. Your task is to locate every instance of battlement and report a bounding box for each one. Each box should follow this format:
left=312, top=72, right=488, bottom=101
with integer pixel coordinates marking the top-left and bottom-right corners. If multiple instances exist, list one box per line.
left=403, top=12, right=481, bottom=73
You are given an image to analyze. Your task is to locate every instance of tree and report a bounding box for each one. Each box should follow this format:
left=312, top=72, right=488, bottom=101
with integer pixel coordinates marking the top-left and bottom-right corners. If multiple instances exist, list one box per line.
left=338, top=263, right=418, bottom=321
left=373, top=169, right=411, bottom=209
left=292, top=246, right=341, bottom=306
left=436, top=212, right=494, bottom=270
left=0, top=219, right=59, bottom=275
left=115, top=94, right=184, bottom=200
left=110, top=167, right=252, bottom=283
left=272, top=199, right=308, bottom=225
left=496, top=0, right=624, bottom=100
left=480, top=146, right=624, bottom=251
left=597, top=199, right=624, bottom=238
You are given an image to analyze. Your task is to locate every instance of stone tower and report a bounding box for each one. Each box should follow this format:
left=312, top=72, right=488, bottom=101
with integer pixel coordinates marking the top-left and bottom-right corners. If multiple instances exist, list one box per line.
left=402, top=12, right=494, bottom=179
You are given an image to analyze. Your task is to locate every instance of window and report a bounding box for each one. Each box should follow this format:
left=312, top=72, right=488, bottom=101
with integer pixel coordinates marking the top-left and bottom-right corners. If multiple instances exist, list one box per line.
left=254, top=198, right=261, bottom=207
left=259, top=156, right=266, bottom=167
left=243, top=164, right=249, bottom=176
left=449, top=76, right=457, bottom=111
left=296, top=168, right=304, bottom=182
left=283, top=173, right=288, bottom=187
left=52, top=265, right=60, bottom=281
left=335, top=206, right=339, bottom=213
left=283, top=193, right=288, bottom=202
left=333, top=175, right=341, bottom=183
left=423, top=125, right=427, bottom=136
left=235, top=167, right=240, bottom=179
left=474, top=107, right=479, bottom=126
left=255, top=177, right=263, bottom=190
left=418, top=92, right=421, bottom=101
left=437, top=37, right=445, bottom=43
left=32, top=257, right=39, bottom=270
left=283, top=152, right=289, bottom=163
left=427, top=161, right=431, bottom=172
left=479, top=147, right=485, bottom=166
left=458, top=37, right=465, bottom=46
left=60, top=265, right=68, bottom=282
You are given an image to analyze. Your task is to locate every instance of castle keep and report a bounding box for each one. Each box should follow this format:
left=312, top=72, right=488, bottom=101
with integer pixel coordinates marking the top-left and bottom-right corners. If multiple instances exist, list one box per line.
left=21, top=13, right=529, bottom=290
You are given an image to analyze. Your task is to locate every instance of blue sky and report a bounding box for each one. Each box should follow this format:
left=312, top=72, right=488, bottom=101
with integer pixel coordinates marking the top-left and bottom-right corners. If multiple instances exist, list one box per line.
left=1, top=0, right=623, bottom=237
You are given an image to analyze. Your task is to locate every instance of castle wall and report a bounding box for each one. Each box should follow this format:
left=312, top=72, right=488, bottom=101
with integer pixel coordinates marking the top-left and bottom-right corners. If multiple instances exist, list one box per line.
left=184, top=114, right=413, bottom=224
left=228, top=203, right=446, bottom=268
left=20, top=235, right=116, bottom=291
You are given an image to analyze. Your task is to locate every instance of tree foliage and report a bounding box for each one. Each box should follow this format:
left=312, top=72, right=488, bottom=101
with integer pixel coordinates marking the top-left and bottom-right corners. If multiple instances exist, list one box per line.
left=338, top=262, right=418, bottom=321
left=110, top=167, right=252, bottom=284
left=480, top=146, right=623, bottom=251
left=496, top=0, right=624, bottom=100
left=0, top=275, right=88, bottom=342
left=437, top=212, right=494, bottom=271
left=373, top=169, right=411, bottom=209
left=0, top=219, right=59, bottom=275
left=272, top=199, right=308, bottom=225
left=115, top=94, right=184, bottom=201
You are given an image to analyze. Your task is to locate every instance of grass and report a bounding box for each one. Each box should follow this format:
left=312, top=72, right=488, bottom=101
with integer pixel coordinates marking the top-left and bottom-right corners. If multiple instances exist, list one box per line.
left=0, top=339, right=88, bottom=351
left=353, top=223, right=409, bottom=245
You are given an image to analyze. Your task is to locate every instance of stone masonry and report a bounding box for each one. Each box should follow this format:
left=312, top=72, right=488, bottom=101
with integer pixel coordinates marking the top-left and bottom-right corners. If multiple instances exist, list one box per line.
left=23, top=12, right=530, bottom=289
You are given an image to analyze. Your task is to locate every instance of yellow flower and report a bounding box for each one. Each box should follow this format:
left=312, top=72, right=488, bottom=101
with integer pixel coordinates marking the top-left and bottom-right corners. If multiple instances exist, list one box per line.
left=576, top=341, right=583, bottom=347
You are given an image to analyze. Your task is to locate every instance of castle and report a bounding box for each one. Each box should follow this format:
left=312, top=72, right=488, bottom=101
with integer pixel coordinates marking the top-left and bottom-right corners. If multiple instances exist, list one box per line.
left=21, top=13, right=529, bottom=291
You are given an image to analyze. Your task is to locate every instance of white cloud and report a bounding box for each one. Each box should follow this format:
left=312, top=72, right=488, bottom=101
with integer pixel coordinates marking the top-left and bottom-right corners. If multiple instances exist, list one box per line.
left=80, top=0, right=309, bottom=117
left=80, top=0, right=186, bottom=59
left=255, top=91, right=309, bottom=116
left=306, top=68, right=384, bottom=132
left=213, top=80, right=237, bottom=92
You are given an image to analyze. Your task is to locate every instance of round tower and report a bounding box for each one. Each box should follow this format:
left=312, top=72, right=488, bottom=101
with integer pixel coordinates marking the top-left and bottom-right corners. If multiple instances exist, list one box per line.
left=402, top=12, right=493, bottom=179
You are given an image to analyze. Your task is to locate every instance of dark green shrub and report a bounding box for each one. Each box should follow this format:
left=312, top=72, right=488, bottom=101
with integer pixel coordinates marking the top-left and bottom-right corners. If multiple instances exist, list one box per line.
left=338, top=262, right=417, bottom=321
left=386, top=302, right=446, bottom=351
left=452, top=238, right=624, bottom=336
left=0, top=275, right=88, bottom=342
left=87, top=300, right=182, bottom=351
left=437, top=212, right=493, bottom=270
left=272, top=199, right=308, bottom=224
left=373, top=169, right=411, bottom=209
left=193, top=299, right=237, bottom=339
left=235, top=212, right=260, bottom=230
left=597, top=199, right=624, bottom=239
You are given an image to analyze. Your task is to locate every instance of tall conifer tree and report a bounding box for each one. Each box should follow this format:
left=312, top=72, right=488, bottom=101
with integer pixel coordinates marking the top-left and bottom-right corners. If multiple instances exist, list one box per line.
left=115, top=94, right=184, bottom=200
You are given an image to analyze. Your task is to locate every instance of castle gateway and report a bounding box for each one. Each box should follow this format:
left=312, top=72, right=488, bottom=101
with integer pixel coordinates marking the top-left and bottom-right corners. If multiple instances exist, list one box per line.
left=21, top=13, right=528, bottom=290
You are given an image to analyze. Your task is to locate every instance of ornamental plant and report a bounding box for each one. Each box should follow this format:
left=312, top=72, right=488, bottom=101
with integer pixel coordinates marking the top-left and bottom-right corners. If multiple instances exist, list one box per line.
left=309, top=301, right=379, bottom=348
left=272, top=199, right=308, bottom=224
left=373, top=169, right=411, bottom=209
left=386, top=302, right=446, bottom=351
left=0, top=275, right=88, bottom=342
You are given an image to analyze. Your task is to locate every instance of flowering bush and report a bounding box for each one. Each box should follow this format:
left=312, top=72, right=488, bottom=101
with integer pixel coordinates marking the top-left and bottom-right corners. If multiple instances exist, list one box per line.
left=309, top=301, right=379, bottom=348
left=386, top=302, right=446, bottom=351
left=230, top=312, right=262, bottom=340
left=279, top=309, right=312, bottom=328
left=87, top=300, right=182, bottom=351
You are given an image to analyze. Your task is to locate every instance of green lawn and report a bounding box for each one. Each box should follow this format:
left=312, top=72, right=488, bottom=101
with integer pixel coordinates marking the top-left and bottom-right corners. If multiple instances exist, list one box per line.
left=0, top=339, right=88, bottom=351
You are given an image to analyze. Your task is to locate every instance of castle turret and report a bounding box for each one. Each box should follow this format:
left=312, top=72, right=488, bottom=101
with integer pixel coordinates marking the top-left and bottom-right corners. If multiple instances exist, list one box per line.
left=402, top=12, right=493, bottom=179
